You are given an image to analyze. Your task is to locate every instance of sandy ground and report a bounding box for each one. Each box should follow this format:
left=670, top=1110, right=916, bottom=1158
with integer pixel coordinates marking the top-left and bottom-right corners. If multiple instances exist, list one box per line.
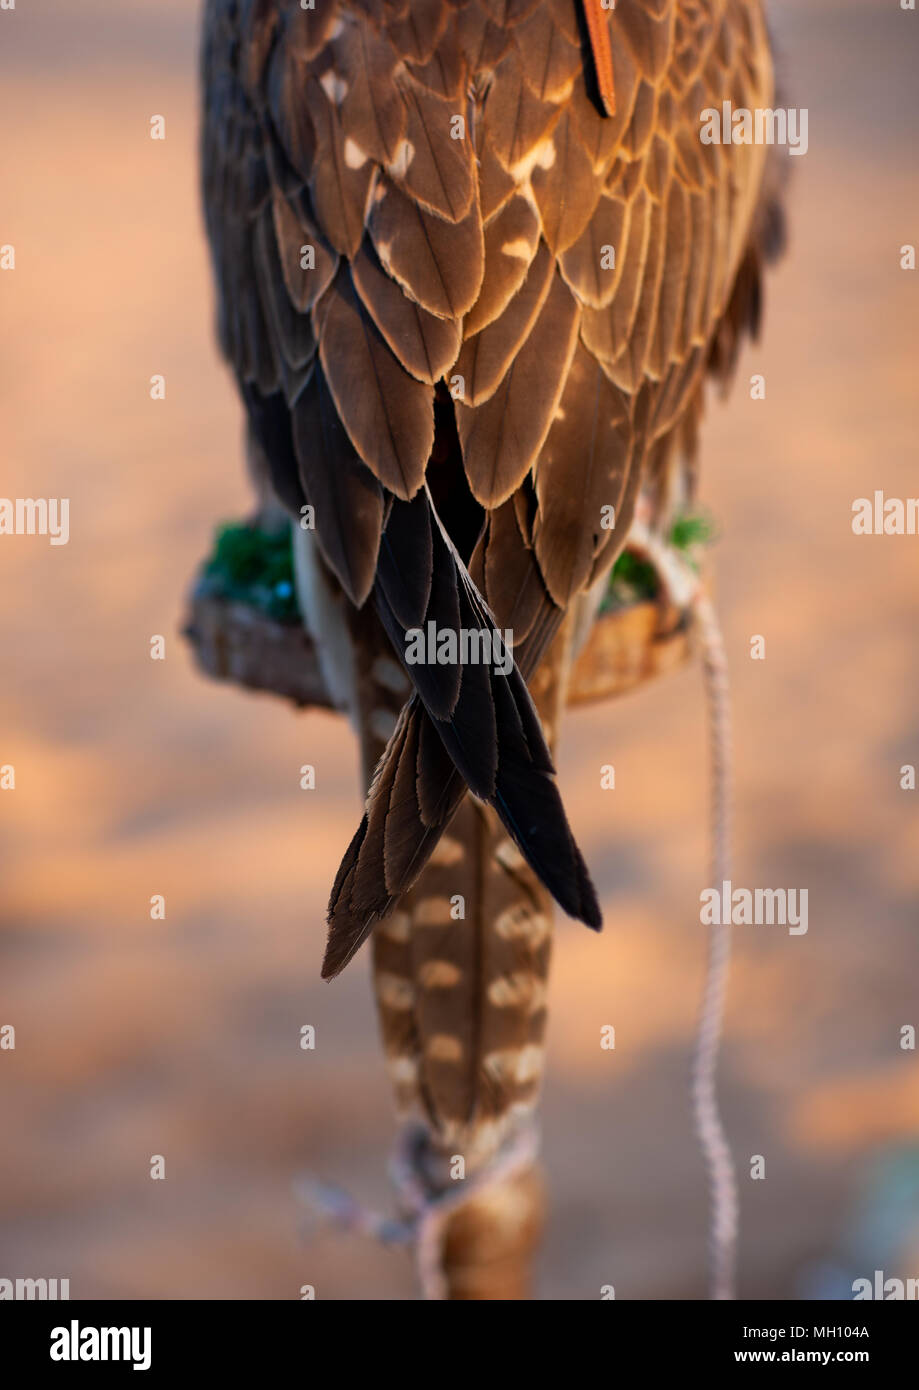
left=1, top=0, right=917, bottom=1299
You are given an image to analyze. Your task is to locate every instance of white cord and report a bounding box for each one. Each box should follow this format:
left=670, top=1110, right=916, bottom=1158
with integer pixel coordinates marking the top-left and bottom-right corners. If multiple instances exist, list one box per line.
left=295, top=1120, right=539, bottom=1301
left=691, top=592, right=739, bottom=1301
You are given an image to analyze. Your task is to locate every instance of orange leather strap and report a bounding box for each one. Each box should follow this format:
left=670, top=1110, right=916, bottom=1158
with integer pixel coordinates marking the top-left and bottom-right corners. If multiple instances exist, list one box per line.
left=583, top=0, right=617, bottom=117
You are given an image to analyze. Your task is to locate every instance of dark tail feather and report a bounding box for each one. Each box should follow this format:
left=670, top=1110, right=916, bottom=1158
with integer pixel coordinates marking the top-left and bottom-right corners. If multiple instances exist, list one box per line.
left=322, top=696, right=600, bottom=981
left=323, top=699, right=466, bottom=979
left=322, top=494, right=601, bottom=980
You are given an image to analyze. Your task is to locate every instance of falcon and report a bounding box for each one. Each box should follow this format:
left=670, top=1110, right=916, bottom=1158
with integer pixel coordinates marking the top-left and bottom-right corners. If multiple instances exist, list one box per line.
left=202, top=0, right=783, bottom=1145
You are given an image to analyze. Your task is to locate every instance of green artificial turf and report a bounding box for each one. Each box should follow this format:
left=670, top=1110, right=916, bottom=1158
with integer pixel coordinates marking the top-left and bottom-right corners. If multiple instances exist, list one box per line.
left=600, top=510, right=716, bottom=612
left=197, top=521, right=299, bottom=622
left=198, top=509, right=716, bottom=624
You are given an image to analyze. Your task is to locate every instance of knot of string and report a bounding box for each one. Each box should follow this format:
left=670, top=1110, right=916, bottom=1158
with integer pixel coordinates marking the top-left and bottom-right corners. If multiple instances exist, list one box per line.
left=296, top=1119, right=540, bottom=1300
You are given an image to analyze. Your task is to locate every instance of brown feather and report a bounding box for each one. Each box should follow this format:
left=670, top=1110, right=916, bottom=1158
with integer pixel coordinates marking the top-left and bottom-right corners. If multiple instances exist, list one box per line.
left=477, top=499, right=550, bottom=646
left=558, top=192, right=629, bottom=310
left=351, top=240, right=461, bottom=384
left=485, top=52, right=562, bottom=172
left=457, top=269, right=580, bottom=508
left=335, top=20, right=406, bottom=166
left=530, top=109, right=601, bottom=254
left=608, top=192, right=668, bottom=391
left=284, top=0, right=338, bottom=62
left=385, top=0, right=450, bottom=66
left=479, top=0, right=543, bottom=27
left=454, top=4, right=512, bottom=74
left=291, top=366, right=384, bottom=607
left=266, top=41, right=317, bottom=184
left=652, top=178, right=693, bottom=375
left=314, top=266, right=433, bottom=498
left=580, top=185, right=652, bottom=365
left=387, top=79, right=475, bottom=223
left=455, top=240, right=554, bottom=406
left=617, top=0, right=675, bottom=83
left=269, top=190, right=338, bottom=314
left=513, top=6, right=581, bottom=104
left=253, top=207, right=316, bottom=373
left=476, top=137, right=518, bottom=224
left=407, top=29, right=466, bottom=100
left=463, top=193, right=541, bottom=339
left=369, top=176, right=484, bottom=320
left=303, top=75, right=375, bottom=257
left=533, top=341, right=631, bottom=605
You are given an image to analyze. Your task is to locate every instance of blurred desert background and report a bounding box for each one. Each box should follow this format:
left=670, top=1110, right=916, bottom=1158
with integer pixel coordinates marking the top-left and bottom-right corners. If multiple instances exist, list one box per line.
left=1, top=0, right=917, bottom=1299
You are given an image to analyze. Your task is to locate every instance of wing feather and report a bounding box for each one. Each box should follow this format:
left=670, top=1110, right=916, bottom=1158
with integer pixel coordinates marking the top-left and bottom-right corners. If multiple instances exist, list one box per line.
left=315, top=266, right=433, bottom=498
left=369, top=176, right=485, bottom=320
left=457, top=268, right=580, bottom=508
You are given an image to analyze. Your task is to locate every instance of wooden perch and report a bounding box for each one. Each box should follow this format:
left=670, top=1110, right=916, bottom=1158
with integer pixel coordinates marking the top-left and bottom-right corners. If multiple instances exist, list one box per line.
left=183, top=587, right=694, bottom=713
left=184, top=592, right=336, bottom=710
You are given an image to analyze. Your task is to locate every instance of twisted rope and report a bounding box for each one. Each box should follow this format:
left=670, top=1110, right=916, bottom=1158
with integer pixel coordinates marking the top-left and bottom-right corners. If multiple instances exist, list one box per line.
left=690, top=591, right=739, bottom=1301
left=295, top=1120, right=540, bottom=1301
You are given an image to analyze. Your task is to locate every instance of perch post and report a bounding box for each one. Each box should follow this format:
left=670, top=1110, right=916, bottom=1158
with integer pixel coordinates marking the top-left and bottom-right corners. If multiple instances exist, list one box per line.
left=184, top=521, right=701, bottom=1299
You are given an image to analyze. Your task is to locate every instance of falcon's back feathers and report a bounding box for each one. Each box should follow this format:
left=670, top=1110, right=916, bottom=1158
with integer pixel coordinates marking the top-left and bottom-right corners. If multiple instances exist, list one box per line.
left=202, top=0, right=780, bottom=981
